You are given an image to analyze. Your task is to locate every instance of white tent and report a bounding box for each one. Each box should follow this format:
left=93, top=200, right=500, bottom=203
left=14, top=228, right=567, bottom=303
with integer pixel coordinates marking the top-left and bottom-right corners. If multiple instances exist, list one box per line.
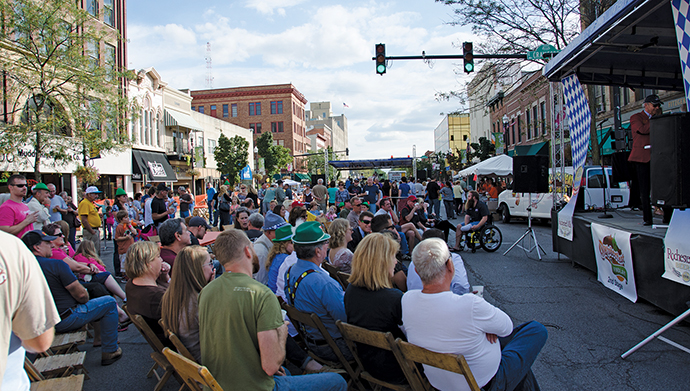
left=455, top=155, right=514, bottom=178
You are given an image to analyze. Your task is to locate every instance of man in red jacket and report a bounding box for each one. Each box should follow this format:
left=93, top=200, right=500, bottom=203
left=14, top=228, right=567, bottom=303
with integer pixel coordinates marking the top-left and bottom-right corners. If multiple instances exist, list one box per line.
left=628, top=94, right=662, bottom=226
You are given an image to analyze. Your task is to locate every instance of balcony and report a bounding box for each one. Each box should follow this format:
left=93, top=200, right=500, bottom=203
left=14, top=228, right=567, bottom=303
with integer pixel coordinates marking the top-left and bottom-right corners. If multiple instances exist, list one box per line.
left=163, top=135, right=190, bottom=159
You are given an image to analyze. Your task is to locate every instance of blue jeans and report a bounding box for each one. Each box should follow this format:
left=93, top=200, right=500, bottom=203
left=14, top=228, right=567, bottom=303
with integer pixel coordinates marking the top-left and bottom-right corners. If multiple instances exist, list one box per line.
left=368, top=203, right=377, bottom=213
left=430, top=199, right=441, bottom=217
left=211, top=209, right=218, bottom=227
left=485, top=321, right=547, bottom=391
left=55, top=296, right=120, bottom=353
left=273, top=368, right=346, bottom=391
left=180, top=210, right=190, bottom=218
left=397, top=230, right=410, bottom=255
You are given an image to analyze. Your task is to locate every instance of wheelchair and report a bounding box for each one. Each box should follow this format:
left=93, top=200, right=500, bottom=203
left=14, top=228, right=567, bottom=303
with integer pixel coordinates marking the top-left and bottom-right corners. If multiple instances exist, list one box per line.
left=461, top=215, right=503, bottom=253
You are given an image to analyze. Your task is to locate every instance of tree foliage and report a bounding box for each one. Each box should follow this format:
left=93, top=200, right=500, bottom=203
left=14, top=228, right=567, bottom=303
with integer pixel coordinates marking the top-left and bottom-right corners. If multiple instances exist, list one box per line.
left=255, top=132, right=293, bottom=176
left=214, top=133, right=249, bottom=185
left=0, top=0, right=136, bottom=181
left=469, top=137, right=495, bottom=162
left=306, top=146, right=340, bottom=181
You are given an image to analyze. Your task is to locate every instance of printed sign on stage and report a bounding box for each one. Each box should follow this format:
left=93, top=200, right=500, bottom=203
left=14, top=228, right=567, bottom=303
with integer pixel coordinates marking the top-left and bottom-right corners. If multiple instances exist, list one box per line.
left=591, top=223, right=637, bottom=302
left=663, top=210, right=690, bottom=287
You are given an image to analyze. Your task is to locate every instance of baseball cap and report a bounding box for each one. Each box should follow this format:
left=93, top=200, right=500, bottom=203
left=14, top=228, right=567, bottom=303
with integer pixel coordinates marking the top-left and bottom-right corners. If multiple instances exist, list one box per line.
left=85, top=186, right=102, bottom=194
left=188, top=216, right=211, bottom=229
left=156, top=183, right=170, bottom=192
left=643, top=94, right=662, bottom=105
left=291, top=200, right=304, bottom=208
left=406, top=195, right=417, bottom=202
left=22, top=229, right=57, bottom=249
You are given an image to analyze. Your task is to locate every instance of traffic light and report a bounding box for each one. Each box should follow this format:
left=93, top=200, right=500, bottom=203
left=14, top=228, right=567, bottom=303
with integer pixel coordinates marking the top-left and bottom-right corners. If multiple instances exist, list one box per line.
left=375, top=44, right=386, bottom=75
left=463, top=42, right=474, bottom=73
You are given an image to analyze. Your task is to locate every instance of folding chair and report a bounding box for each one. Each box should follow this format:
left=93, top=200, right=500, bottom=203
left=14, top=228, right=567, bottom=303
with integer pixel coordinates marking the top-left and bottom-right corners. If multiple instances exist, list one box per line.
left=30, top=351, right=88, bottom=380
left=336, top=320, right=421, bottom=391
left=335, top=271, right=350, bottom=290
left=396, top=339, right=481, bottom=391
left=280, top=301, right=364, bottom=390
left=25, top=358, right=85, bottom=390
left=160, top=319, right=197, bottom=362
left=125, top=306, right=180, bottom=391
left=39, top=331, right=87, bottom=356
left=162, top=347, right=223, bottom=391
left=322, top=261, right=341, bottom=282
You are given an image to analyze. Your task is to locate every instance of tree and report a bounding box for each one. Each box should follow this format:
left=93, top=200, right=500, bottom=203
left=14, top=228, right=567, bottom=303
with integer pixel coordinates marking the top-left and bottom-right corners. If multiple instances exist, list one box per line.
left=0, top=0, right=136, bottom=182
left=306, top=146, right=340, bottom=182
left=255, top=132, right=292, bottom=177
left=214, top=133, right=249, bottom=185
left=469, top=137, right=495, bottom=162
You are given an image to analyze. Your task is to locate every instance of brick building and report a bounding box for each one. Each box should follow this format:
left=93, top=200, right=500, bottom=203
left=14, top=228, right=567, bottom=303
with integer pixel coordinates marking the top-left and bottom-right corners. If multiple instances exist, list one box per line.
left=190, top=84, right=309, bottom=168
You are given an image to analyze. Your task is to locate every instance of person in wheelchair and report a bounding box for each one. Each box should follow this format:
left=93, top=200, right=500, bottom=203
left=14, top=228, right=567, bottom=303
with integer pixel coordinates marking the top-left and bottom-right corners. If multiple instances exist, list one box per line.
left=452, top=191, right=489, bottom=251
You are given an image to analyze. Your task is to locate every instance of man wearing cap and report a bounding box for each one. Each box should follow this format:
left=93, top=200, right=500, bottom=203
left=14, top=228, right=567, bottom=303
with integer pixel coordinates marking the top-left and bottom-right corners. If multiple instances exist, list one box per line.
left=347, top=196, right=365, bottom=229
left=285, top=221, right=353, bottom=362
left=22, top=229, right=122, bottom=366
left=47, top=183, right=68, bottom=223
left=79, top=186, right=103, bottom=255
left=26, top=183, right=51, bottom=231
left=178, top=187, right=193, bottom=218
left=187, top=216, right=211, bottom=246
left=151, top=183, right=174, bottom=228
left=338, top=200, right=351, bottom=219
left=629, top=94, right=663, bottom=226
left=0, top=174, right=38, bottom=238
left=253, top=211, right=288, bottom=284
left=0, top=230, right=59, bottom=390
left=199, top=229, right=346, bottom=391
left=347, top=178, right=362, bottom=198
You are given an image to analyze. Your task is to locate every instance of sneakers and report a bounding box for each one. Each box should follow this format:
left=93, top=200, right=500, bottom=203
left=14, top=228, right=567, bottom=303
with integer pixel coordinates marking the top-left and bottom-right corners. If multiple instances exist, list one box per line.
left=101, top=347, right=123, bottom=366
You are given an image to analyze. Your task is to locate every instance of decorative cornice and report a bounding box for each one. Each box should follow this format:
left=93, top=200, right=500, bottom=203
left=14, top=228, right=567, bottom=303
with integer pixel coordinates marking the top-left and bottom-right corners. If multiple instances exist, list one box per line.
left=191, top=85, right=308, bottom=104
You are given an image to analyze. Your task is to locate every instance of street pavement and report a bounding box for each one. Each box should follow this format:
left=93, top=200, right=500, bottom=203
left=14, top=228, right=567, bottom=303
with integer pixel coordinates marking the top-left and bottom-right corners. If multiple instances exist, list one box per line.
left=80, top=211, right=690, bottom=391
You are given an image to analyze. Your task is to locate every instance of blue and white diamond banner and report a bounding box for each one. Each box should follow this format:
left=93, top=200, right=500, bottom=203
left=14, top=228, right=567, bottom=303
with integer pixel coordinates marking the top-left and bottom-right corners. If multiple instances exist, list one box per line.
left=671, top=0, right=690, bottom=111
left=558, top=75, right=591, bottom=240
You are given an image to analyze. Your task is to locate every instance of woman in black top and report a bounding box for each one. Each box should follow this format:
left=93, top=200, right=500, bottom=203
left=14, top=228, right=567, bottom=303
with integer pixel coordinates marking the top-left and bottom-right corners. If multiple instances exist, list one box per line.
left=216, top=186, right=232, bottom=230
left=344, top=233, right=407, bottom=384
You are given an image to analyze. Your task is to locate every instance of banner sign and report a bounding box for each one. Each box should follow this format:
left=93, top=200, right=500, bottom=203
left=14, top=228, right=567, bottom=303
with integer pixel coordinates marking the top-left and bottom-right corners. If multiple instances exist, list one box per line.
left=663, top=209, right=690, bottom=286
left=591, top=223, right=637, bottom=302
left=557, top=75, right=591, bottom=240
left=671, top=0, right=690, bottom=111
left=240, top=165, right=252, bottom=180
left=493, top=132, right=504, bottom=154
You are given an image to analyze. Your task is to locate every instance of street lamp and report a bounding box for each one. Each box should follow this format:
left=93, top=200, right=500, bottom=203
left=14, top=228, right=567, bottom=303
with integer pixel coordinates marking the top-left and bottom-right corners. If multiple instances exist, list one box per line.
left=502, top=114, right=509, bottom=155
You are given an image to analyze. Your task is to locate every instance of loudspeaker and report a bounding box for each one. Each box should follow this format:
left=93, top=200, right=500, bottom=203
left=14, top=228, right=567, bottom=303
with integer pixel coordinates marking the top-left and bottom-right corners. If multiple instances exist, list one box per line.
left=513, top=155, right=549, bottom=193
left=311, top=174, right=324, bottom=187
left=650, top=113, right=690, bottom=207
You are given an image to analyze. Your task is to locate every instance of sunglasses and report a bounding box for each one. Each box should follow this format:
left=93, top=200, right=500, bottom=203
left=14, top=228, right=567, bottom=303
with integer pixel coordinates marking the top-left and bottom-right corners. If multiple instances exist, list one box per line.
left=362, top=220, right=372, bottom=224
left=10, top=183, right=27, bottom=188
left=54, top=232, right=65, bottom=237
left=386, top=225, right=395, bottom=230
left=354, top=203, right=362, bottom=207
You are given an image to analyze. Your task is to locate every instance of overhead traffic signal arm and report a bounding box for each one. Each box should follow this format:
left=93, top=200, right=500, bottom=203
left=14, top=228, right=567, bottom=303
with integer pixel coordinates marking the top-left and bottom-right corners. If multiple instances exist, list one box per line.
left=375, top=43, right=386, bottom=75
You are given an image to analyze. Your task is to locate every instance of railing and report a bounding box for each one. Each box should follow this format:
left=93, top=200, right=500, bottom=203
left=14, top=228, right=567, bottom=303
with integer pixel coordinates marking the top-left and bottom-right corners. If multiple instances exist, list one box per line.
left=163, top=136, right=190, bottom=155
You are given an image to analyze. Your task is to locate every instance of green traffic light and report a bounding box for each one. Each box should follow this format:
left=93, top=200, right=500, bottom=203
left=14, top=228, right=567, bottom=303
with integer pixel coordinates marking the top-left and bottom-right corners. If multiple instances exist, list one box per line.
left=465, top=63, right=474, bottom=72
left=377, top=64, right=386, bottom=74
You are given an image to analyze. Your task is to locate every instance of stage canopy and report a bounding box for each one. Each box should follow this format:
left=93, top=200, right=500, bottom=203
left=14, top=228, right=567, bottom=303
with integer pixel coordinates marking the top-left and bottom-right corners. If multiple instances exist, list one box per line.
left=455, top=155, right=514, bottom=178
left=543, top=0, right=683, bottom=91
left=329, top=157, right=413, bottom=170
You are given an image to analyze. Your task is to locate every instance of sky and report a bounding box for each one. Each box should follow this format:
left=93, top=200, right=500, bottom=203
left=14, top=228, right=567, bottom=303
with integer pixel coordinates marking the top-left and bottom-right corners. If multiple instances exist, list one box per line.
left=127, top=0, right=477, bottom=160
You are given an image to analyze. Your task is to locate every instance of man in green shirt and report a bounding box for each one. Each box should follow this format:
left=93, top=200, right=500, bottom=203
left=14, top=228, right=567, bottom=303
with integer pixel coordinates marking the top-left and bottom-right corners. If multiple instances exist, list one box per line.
left=199, top=229, right=346, bottom=391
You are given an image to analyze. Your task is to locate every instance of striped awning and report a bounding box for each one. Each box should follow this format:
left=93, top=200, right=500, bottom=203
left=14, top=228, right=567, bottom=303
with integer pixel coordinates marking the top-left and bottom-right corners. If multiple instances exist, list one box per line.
left=164, top=109, right=202, bottom=131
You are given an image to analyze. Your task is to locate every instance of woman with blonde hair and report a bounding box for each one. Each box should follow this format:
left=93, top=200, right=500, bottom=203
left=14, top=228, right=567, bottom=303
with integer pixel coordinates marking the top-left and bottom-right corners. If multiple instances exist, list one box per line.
left=125, top=241, right=171, bottom=342
left=161, top=246, right=214, bottom=362
left=344, top=233, right=407, bottom=384
left=327, top=218, right=353, bottom=272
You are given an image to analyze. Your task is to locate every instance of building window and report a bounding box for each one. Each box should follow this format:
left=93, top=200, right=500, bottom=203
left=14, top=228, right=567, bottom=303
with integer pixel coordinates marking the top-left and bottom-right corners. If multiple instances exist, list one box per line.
left=103, top=0, right=114, bottom=26
left=511, top=123, right=515, bottom=145
left=198, top=106, right=204, bottom=114
left=231, top=103, right=238, bottom=117
left=250, top=123, right=262, bottom=134
left=594, top=85, right=606, bottom=113
left=278, top=140, right=284, bottom=146
left=540, top=102, right=546, bottom=135
left=270, top=101, right=283, bottom=114
left=191, top=106, right=195, bottom=111
left=104, top=42, right=115, bottom=80
left=532, top=106, right=538, bottom=138
left=222, top=104, right=228, bottom=118
left=249, top=102, right=261, bottom=116
left=271, top=122, right=284, bottom=133
left=86, top=0, right=98, bottom=17
left=208, top=139, right=216, bottom=154
left=517, top=116, right=522, bottom=143
left=526, top=110, right=531, bottom=140
left=86, top=40, right=99, bottom=67
left=210, top=105, right=217, bottom=117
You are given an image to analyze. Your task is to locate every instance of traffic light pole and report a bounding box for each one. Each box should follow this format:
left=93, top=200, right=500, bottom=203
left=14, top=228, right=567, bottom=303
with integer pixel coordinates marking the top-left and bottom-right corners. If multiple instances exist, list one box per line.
left=371, top=54, right=529, bottom=61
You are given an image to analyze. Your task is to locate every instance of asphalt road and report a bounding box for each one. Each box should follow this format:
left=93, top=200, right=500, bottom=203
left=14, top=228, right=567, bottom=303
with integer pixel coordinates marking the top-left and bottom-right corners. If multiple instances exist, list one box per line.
left=80, top=214, right=690, bottom=391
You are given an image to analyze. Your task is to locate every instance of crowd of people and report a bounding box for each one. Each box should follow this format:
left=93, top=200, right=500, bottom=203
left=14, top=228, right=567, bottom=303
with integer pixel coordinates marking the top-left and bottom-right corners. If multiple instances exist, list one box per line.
left=2, top=172, right=547, bottom=391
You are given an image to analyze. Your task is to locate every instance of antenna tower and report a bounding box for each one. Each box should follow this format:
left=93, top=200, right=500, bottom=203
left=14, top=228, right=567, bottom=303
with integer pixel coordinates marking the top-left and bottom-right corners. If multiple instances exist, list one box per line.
left=205, top=42, right=214, bottom=89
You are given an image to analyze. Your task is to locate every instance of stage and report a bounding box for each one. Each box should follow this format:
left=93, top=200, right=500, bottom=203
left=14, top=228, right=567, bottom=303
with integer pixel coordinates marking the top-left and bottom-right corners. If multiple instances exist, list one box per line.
left=552, top=208, right=690, bottom=317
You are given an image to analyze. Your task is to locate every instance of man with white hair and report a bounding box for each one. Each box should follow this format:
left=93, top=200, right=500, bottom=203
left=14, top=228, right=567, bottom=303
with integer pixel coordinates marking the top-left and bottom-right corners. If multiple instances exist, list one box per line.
left=402, top=238, right=547, bottom=391
left=47, top=183, right=68, bottom=223
left=312, top=178, right=328, bottom=213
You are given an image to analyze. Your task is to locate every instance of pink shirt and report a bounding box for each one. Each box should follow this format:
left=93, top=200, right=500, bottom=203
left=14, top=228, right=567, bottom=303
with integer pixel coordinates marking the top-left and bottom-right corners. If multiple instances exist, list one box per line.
left=0, top=199, right=32, bottom=238
left=51, top=245, right=75, bottom=260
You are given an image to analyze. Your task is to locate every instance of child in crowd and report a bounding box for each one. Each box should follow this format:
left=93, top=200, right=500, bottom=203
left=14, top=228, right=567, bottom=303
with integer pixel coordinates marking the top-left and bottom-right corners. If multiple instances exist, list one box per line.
left=114, top=210, right=137, bottom=277
left=325, top=206, right=337, bottom=221
left=104, top=200, right=114, bottom=240
left=74, top=240, right=108, bottom=279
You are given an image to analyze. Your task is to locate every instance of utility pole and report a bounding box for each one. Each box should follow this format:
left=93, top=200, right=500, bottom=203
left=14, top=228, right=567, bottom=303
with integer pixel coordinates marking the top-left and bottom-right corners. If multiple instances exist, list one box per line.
left=324, top=147, right=329, bottom=184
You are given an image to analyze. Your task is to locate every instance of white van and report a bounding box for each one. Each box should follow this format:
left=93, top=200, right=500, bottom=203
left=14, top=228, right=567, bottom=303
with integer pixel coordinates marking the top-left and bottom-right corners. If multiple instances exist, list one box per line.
left=497, top=166, right=629, bottom=223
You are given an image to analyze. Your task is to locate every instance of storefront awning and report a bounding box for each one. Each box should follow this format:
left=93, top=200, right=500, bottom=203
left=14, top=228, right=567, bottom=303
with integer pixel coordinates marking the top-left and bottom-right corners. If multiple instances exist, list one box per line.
left=132, top=149, right=177, bottom=182
left=513, top=141, right=549, bottom=156
left=164, top=109, right=203, bottom=131
left=328, top=158, right=413, bottom=170
left=543, top=0, right=682, bottom=91
left=595, top=123, right=631, bottom=156
left=294, top=173, right=311, bottom=181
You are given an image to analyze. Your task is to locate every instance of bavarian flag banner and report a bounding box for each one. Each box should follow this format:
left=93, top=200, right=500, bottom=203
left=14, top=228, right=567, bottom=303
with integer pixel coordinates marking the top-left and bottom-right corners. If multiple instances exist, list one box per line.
left=592, top=223, right=637, bottom=302
left=663, top=209, right=690, bottom=286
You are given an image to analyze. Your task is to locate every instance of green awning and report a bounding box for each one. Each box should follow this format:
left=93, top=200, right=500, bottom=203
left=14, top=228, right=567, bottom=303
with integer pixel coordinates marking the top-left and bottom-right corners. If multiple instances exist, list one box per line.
left=507, top=149, right=515, bottom=157
left=513, top=141, right=549, bottom=156
left=294, top=173, right=311, bottom=181
left=596, top=123, right=630, bottom=156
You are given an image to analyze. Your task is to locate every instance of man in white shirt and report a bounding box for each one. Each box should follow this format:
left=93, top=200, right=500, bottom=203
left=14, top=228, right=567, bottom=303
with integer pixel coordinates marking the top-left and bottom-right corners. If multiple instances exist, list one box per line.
left=402, top=238, right=547, bottom=391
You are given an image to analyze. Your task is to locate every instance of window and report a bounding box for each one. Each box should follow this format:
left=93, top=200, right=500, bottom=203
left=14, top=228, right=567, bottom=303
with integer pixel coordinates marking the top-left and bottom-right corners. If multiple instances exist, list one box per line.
left=86, top=40, right=99, bottom=67
left=249, top=102, right=261, bottom=116
left=198, top=106, right=204, bottom=114
left=250, top=123, right=262, bottom=134
left=231, top=103, right=238, bottom=117
left=270, top=101, right=283, bottom=114
left=278, top=140, right=284, bottom=146
left=104, top=43, right=116, bottom=80
left=511, top=123, right=515, bottom=145
left=594, top=85, right=606, bottom=113
left=210, top=105, right=217, bottom=117
left=191, top=106, right=195, bottom=111
left=208, top=139, right=217, bottom=154
left=271, top=122, right=284, bottom=133
left=540, top=102, right=546, bottom=135
left=86, top=0, right=98, bottom=17
left=517, top=116, right=522, bottom=143
left=103, top=0, right=114, bottom=26
left=532, top=106, right=538, bottom=138
left=526, top=110, right=531, bottom=140
left=222, top=104, right=228, bottom=118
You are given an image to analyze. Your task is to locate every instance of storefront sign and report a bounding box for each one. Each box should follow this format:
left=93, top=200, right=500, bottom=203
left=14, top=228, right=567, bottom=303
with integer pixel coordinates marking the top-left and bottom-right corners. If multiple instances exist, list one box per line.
left=147, top=161, right=167, bottom=178
left=592, top=223, right=637, bottom=302
left=663, top=209, right=690, bottom=286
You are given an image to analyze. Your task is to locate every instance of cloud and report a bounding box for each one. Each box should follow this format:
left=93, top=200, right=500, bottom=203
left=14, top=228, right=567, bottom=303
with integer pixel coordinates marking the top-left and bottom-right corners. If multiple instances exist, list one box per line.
left=244, top=0, right=307, bottom=15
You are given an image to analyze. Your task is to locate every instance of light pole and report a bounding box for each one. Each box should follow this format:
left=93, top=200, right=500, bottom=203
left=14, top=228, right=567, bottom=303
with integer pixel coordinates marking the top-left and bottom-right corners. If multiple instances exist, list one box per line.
left=253, top=146, right=259, bottom=183
left=412, top=145, right=417, bottom=180
left=502, top=114, right=509, bottom=155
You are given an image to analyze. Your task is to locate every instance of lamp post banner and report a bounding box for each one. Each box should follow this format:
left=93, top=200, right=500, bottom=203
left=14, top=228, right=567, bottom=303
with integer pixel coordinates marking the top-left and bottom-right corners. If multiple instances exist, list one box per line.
left=671, top=0, right=690, bottom=111
left=557, top=74, right=591, bottom=240
left=591, top=223, right=637, bottom=303
left=663, top=209, right=690, bottom=286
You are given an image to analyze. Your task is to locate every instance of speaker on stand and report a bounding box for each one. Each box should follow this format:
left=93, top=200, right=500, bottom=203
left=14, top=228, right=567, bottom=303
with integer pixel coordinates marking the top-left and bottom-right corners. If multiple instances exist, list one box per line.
left=651, top=113, right=690, bottom=209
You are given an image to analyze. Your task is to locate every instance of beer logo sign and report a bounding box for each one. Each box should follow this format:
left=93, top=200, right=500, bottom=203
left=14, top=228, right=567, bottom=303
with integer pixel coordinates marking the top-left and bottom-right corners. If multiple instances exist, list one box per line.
left=598, top=235, right=628, bottom=284
left=592, top=223, right=637, bottom=302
